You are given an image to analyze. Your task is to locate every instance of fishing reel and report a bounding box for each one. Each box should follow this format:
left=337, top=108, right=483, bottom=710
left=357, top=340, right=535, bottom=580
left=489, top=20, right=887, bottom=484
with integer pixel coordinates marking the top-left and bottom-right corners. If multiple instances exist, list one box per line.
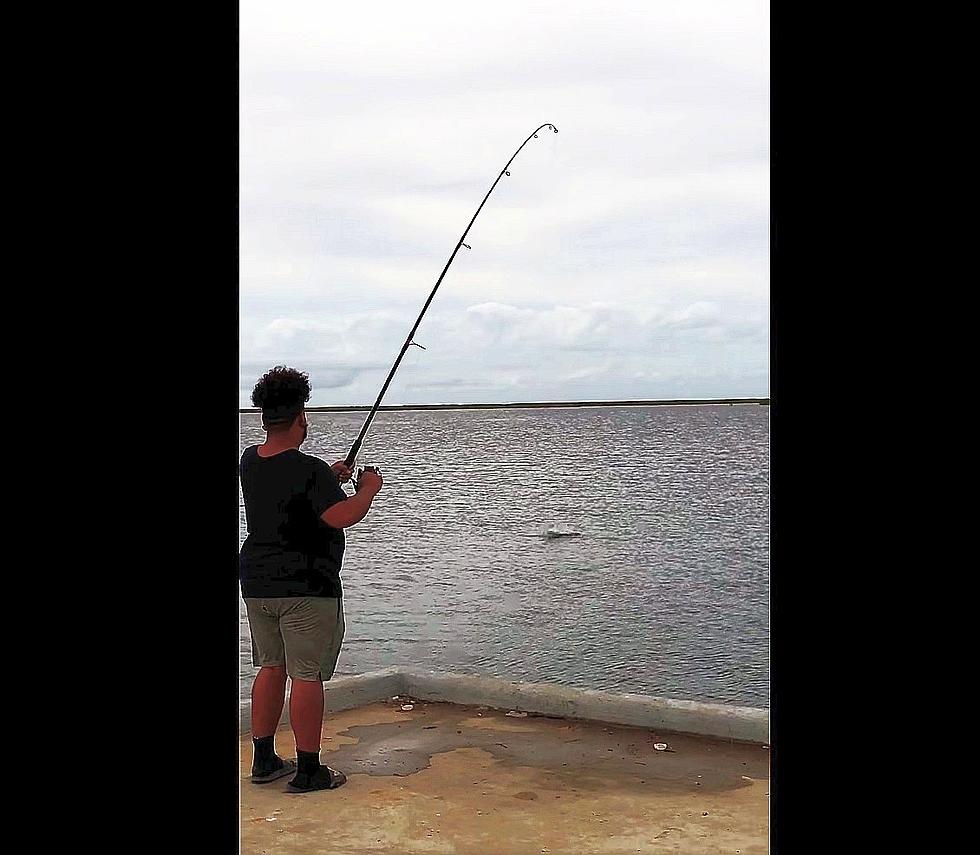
left=353, top=465, right=382, bottom=493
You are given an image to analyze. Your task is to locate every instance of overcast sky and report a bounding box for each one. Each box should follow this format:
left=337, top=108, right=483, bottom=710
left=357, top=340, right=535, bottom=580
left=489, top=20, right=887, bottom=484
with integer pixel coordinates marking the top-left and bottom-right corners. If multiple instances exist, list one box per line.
left=240, top=0, right=769, bottom=407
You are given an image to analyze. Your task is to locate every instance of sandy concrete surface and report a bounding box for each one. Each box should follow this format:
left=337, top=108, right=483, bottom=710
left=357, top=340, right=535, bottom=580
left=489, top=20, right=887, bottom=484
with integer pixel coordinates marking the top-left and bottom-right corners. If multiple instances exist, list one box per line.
left=241, top=698, right=769, bottom=854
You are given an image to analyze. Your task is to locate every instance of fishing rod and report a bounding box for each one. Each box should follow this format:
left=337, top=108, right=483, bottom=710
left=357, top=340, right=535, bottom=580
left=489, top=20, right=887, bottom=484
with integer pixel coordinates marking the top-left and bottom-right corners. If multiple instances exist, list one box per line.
left=345, top=122, right=559, bottom=481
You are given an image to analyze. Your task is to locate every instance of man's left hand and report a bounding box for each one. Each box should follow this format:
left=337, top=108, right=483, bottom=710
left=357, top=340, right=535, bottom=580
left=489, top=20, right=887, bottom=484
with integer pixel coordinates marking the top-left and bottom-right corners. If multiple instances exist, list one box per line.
left=331, top=461, right=354, bottom=483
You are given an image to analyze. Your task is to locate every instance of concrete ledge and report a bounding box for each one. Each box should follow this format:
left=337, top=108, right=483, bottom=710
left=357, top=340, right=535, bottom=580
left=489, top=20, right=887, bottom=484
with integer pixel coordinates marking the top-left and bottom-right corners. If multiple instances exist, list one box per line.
left=401, top=669, right=769, bottom=744
left=240, top=667, right=769, bottom=745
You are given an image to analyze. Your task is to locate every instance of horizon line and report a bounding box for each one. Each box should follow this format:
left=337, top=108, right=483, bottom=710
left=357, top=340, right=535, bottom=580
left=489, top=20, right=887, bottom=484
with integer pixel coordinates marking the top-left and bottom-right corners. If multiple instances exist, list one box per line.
left=239, top=397, right=770, bottom=414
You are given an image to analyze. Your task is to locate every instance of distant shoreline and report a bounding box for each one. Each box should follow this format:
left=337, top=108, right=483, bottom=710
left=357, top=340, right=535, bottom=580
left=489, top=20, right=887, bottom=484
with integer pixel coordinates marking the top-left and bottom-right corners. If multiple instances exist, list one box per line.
left=239, top=397, right=770, bottom=414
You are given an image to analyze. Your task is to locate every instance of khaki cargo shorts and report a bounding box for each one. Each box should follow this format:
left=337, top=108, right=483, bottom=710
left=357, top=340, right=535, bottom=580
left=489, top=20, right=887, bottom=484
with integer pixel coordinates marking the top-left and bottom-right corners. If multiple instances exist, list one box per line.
left=244, top=597, right=346, bottom=682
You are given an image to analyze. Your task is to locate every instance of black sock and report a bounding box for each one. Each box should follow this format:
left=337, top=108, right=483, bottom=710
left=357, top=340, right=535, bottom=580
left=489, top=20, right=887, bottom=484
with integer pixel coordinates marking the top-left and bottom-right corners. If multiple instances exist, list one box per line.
left=296, top=749, right=321, bottom=776
left=253, top=735, right=277, bottom=768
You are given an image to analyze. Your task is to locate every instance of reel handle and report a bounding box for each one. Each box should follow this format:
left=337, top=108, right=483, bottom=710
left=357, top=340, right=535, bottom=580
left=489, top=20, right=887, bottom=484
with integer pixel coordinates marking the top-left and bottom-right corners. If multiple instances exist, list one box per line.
left=352, top=465, right=381, bottom=493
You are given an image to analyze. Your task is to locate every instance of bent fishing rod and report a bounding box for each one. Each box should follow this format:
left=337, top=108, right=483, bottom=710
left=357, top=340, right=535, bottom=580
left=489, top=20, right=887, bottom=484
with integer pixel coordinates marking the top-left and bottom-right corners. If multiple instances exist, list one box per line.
left=344, top=122, right=559, bottom=478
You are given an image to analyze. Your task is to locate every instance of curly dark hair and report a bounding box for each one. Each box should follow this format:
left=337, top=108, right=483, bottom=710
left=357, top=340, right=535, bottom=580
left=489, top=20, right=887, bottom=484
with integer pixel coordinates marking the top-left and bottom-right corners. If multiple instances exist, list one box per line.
left=251, top=366, right=311, bottom=427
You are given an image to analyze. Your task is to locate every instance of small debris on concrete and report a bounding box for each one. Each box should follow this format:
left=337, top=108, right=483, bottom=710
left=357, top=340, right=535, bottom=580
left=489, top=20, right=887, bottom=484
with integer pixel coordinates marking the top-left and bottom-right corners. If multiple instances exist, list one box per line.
left=401, top=704, right=414, bottom=711
left=506, top=710, right=528, bottom=717
left=653, top=743, right=668, bottom=751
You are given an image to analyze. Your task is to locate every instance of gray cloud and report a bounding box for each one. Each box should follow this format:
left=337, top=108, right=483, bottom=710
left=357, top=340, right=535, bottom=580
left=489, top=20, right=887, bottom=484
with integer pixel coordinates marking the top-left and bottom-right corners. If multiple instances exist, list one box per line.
left=240, top=0, right=768, bottom=406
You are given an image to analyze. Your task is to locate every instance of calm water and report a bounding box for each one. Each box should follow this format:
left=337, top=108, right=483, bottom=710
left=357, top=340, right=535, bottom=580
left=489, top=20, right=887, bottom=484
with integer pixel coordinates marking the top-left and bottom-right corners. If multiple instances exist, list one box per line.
left=239, top=405, right=769, bottom=708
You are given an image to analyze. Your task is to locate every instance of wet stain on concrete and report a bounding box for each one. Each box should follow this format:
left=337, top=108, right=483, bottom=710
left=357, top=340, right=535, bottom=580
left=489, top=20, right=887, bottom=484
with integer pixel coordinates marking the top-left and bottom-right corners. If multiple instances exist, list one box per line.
left=319, top=700, right=768, bottom=796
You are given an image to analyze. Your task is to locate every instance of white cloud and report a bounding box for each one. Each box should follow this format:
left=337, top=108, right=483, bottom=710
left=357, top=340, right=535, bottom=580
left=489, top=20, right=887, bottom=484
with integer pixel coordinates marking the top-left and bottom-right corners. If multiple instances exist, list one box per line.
left=241, top=297, right=767, bottom=405
left=240, top=0, right=769, bottom=405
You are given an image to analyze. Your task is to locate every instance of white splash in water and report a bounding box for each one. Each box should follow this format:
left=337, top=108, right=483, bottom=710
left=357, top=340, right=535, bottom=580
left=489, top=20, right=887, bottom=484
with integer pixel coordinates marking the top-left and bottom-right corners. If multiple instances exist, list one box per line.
left=543, top=525, right=582, bottom=539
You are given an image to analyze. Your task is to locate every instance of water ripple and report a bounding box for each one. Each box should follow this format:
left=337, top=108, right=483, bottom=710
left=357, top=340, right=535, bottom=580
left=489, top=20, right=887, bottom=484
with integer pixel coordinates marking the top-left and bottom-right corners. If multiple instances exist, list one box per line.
left=239, top=405, right=769, bottom=707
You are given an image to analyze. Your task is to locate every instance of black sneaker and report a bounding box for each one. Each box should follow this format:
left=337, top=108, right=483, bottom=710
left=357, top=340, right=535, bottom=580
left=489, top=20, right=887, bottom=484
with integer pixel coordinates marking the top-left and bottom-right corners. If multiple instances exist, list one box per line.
left=287, top=766, right=347, bottom=792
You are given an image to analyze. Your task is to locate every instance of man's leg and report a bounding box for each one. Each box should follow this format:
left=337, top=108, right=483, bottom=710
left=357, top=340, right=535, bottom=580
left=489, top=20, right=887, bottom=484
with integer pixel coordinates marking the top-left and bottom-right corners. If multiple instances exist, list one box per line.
left=244, top=599, right=296, bottom=782
left=279, top=597, right=347, bottom=792
left=251, top=665, right=287, bottom=737
left=289, top=677, right=325, bottom=751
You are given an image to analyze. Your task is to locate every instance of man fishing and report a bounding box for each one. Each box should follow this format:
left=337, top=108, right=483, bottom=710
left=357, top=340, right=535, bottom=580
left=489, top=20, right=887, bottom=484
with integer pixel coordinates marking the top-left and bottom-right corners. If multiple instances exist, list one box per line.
left=238, top=123, right=553, bottom=794
left=240, top=365, right=383, bottom=793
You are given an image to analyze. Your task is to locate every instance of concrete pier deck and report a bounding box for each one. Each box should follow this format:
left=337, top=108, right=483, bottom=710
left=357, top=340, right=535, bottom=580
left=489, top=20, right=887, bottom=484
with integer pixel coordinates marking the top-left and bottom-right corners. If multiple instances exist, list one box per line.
left=240, top=696, right=770, bottom=854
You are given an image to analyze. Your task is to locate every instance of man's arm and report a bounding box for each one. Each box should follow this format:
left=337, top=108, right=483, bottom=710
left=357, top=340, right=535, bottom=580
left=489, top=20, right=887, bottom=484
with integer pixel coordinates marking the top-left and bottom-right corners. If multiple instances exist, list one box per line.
left=320, top=469, right=383, bottom=529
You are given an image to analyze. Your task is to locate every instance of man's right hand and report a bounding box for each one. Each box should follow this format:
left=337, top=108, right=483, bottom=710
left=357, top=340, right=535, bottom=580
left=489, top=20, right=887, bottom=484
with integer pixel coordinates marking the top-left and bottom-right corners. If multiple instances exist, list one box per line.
left=357, top=467, right=383, bottom=495
left=322, top=466, right=384, bottom=528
